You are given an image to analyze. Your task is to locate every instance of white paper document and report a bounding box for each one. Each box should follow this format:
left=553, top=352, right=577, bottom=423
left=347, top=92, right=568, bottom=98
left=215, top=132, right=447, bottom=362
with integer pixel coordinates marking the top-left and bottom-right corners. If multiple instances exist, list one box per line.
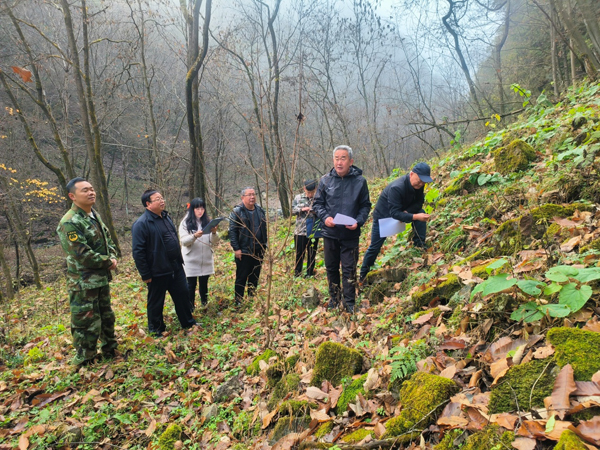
left=332, top=213, right=357, bottom=226
left=379, top=217, right=406, bottom=237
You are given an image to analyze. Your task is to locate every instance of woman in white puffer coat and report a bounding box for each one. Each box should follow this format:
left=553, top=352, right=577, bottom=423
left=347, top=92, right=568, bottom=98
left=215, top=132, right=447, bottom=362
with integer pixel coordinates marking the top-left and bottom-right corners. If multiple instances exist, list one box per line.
left=179, top=198, right=218, bottom=310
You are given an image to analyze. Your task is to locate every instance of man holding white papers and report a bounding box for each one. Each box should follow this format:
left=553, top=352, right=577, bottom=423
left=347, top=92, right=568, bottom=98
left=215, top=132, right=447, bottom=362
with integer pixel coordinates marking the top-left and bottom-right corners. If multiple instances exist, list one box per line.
left=359, top=162, right=433, bottom=283
left=313, top=145, right=371, bottom=313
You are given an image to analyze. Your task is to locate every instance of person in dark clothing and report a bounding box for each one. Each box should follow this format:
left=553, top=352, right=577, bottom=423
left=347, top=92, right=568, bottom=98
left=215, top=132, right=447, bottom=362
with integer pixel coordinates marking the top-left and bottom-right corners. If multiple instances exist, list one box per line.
left=228, top=187, right=268, bottom=306
left=131, top=190, right=197, bottom=336
left=359, top=162, right=433, bottom=283
left=313, top=145, right=371, bottom=313
left=292, top=179, right=319, bottom=277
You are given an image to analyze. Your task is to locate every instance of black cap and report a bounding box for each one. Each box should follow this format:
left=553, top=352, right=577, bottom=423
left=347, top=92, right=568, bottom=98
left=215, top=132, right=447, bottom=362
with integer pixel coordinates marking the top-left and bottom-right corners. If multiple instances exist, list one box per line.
left=304, top=179, right=317, bottom=191
left=412, top=162, right=433, bottom=183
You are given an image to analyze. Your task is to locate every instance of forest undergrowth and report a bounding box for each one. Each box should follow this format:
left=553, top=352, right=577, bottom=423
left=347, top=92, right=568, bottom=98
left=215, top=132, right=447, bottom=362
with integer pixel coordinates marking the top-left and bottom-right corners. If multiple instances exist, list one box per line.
left=2, top=83, right=600, bottom=449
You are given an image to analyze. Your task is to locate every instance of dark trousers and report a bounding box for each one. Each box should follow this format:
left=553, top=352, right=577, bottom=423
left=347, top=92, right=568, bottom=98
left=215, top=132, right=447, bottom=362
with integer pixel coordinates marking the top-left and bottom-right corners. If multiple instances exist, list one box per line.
left=147, top=261, right=196, bottom=335
left=187, top=275, right=210, bottom=309
left=360, top=211, right=427, bottom=281
left=323, top=237, right=359, bottom=310
left=235, top=253, right=263, bottom=303
left=294, top=235, right=319, bottom=277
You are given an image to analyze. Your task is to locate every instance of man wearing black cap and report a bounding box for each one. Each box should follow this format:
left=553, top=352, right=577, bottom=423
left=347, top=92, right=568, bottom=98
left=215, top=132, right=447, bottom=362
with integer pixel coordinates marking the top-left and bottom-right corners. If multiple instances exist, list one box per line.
left=292, top=179, right=319, bottom=277
left=359, top=162, right=433, bottom=283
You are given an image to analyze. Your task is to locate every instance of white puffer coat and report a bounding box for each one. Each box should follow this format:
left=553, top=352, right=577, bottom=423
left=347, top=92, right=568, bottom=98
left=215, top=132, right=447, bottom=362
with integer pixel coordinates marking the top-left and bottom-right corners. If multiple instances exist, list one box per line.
left=179, top=219, right=218, bottom=277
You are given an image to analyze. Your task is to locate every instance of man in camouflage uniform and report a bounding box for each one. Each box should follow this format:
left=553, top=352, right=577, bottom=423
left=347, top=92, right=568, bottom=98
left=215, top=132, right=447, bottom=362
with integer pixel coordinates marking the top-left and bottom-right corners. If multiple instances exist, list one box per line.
left=57, top=178, right=118, bottom=366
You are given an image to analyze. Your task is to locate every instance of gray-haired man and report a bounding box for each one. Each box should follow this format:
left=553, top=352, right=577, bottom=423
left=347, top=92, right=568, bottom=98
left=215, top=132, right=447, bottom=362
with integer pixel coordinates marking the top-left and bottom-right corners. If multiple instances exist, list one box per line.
left=228, top=187, right=268, bottom=306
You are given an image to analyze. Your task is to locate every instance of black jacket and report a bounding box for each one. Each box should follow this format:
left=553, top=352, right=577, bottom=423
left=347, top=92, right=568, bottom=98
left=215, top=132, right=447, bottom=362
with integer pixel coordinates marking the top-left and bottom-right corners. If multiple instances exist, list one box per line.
left=228, top=204, right=268, bottom=256
left=313, top=165, right=371, bottom=240
left=131, top=209, right=183, bottom=280
left=372, top=173, right=424, bottom=222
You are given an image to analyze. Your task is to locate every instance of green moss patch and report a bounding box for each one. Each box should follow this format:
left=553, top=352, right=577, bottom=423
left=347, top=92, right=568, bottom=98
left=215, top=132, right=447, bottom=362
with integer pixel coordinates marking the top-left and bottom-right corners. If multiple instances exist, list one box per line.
left=341, top=428, right=374, bottom=443
left=337, top=374, right=368, bottom=413
left=314, top=421, right=334, bottom=439
left=270, top=416, right=311, bottom=444
left=232, top=411, right=261, bottom=439
left=491, top=218, right=524, bottom=256
left=493, top=139, right=536, bottom=175
left=268, top=373, right=301, bottom=410
left=384, top=372, right=458, bottom=437
left=547, top=327, right=600, bottom=380
left=247, top=349, right=277, bottom=376
left=462, top=425, right=514, bottom=450
left=554, top=429, right=588, bottom=450
left=488, top=358, right=556, bottom=413
left=412, top=274, right=461, bottom=309
left=158, top=423, right=182, bottom=450
left=311, top=341, right=363, bottom=387
left=279, top=400, right=318, bottom=416
left=266, top=354, right=300, bottom=387
left=434, top=429, right=463, bottom=450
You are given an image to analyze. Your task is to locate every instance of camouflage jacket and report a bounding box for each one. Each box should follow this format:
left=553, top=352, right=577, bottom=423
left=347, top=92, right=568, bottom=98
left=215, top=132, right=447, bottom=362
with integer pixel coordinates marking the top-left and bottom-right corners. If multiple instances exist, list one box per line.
left=57, top=204, right=117, bottom=291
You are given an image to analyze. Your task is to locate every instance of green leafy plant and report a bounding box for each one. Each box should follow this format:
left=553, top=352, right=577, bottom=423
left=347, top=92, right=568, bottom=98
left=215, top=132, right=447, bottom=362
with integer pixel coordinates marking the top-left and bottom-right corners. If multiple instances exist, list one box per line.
left=389, top=340, right=429, bottom=382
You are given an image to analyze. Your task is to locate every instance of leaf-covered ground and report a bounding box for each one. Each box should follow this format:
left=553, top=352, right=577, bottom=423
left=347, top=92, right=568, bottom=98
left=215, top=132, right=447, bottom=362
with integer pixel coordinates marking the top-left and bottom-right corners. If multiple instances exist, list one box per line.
left=2, top=83, right=600, bottom=450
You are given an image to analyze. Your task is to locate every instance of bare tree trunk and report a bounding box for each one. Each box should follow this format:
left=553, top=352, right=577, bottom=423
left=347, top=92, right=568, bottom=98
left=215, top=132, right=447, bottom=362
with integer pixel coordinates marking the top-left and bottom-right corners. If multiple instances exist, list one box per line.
left=0, top=237, right=14, bottom=301
left=185, top=0, right=212, bottom=202
left=60, top=0, right=121, bottom=255
left=494, top=0, right=511, bottom=114
left=550, top=3, right=563, bottom=95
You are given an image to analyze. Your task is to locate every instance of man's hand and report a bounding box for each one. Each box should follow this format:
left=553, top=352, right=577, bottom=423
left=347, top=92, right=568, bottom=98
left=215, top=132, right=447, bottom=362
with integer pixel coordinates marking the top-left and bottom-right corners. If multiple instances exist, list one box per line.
left=143, top=278, right=152, bottom=283
left=324, top=217, right=335, bottom=227
left=108, top=259, right=118, bottom=270
left=301, top=206, right=311, bottom=212
left=235, top=249, right=242, bottom=260
left=413, top=213, right=431, bottom=222
left=345, top=223, right=358, bottom=230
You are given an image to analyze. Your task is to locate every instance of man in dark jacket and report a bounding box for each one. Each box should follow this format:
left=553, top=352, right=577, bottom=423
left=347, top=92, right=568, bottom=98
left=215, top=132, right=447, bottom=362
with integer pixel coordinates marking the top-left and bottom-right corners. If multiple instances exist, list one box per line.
left=359, top=162, right=433, bottom=283
left=132, top=190, right=197, bottom=336
left=228, top=187, right=268, bottom=306
left=313, top=145, right=371, bottom=313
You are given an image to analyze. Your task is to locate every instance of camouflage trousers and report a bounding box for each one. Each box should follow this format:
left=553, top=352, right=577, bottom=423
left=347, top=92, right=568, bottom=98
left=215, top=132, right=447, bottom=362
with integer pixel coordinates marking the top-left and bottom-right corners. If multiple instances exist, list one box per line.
left=69, top=285, right=117, bottom=365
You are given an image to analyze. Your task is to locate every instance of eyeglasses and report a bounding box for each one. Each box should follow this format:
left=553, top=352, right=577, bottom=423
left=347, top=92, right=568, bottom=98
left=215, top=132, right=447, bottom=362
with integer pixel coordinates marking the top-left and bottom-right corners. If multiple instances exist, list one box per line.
left=244, top=193, right=256, bottom=197
left=150, top=197, right=164, bottom=203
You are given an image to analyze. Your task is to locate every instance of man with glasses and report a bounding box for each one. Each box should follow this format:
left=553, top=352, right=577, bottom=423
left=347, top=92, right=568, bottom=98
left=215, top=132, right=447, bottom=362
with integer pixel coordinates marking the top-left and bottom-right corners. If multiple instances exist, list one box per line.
left=228, top=187, right=268, bottom=307
left=132, top=189, right=197, bottom=336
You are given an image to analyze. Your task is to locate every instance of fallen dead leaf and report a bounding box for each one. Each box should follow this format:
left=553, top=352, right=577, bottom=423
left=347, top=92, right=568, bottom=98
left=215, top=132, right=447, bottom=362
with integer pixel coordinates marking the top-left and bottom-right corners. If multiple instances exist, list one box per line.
left=512, top=437, right=537, bottom=450
left=306, top=387, right=328, bottom=401
left=576, top=416, right=600, bottom=445
left=560, top=236, right=582, bottom=252
left=533, top=345, right=555, bottom=359
left=546, top=364, right=577, bottom=419
left=309, top=409, right=331, bottom=422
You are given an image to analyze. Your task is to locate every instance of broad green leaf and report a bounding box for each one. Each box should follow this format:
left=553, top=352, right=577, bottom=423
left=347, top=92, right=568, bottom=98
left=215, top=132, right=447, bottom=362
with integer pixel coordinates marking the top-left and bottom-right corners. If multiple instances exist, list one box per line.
left=539, top=303, right=571, bottom=318
left=545, top=414, right=556, bottom=433
left=559, top=283, right=592, bottom=312
left=482, top=273, right=518, bottom=297
left=546, top=265, right=579, bottom=283
left=511, top=302, right=544, bottom=322
left=486, top=258, right=508, bottom=274
left=516, top=279, right=545, bottom=296
left=471, top=282, right=484, bottom=299
left=477, top=173, right=490, bottom=186
left=573, top=267, right=600, bottom=283
left=543, top=282, right=563, bottom=296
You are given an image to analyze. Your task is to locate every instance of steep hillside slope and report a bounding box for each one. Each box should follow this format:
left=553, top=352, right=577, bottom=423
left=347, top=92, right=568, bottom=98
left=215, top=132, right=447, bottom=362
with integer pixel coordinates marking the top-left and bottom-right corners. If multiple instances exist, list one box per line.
left=1, top=83, right=600, bottom=450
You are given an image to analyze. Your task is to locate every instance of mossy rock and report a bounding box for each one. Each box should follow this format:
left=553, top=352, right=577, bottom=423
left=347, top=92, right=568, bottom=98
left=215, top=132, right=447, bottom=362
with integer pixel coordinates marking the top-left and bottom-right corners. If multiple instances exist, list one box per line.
left=268, top=373, right=301, bottom=410
left=493, top=139, right=536, bottom=175
left=232, top=411, right=261, bottom=440
left=247, top=349, right=277, bottom=376
left=412, top=274, right=461, bottom=309
left=384, top=372, right=459, bottom=437
left=488, top=358, right=557, bottom=413
left=270, top=416, right=311, bottom=444
left=314, top=421, right=334, bottom=439
left=367, top=281, right=392, bottom=305
left=266, top=354, right=300, bottom=387
left=337, top=374, right=368, bottom=413
left=310, top=341, right=363, bottom=387
left=434, top=429, right=463, bottom=450
left=365, top=267, right=407, bottom=285
left=547, top=327, right=600, bottom=380
left=491, top=218, right=524, bottom=256
left=471, top=259, right=504, bottom=280
left=414, top=307, right=441, bottom=320
left=554, top=429, right=588, bottom=450
left=279, top=400, right=318, bottom=417
left=158, top=423, right=182, bottom=450
left=341, top=428, right=374, bottom=443
left=462, top=425, right=514, bottom=450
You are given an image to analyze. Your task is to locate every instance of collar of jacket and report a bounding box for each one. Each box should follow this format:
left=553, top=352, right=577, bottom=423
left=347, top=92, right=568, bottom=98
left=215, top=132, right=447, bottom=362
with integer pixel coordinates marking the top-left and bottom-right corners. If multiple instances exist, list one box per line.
left=235, top=203, right=261, bottom=213
left=328, top=165, right=363, bottom=178
left=70, top=203, right=97, bottom=217
left=146, top=209, right=170, bottom=220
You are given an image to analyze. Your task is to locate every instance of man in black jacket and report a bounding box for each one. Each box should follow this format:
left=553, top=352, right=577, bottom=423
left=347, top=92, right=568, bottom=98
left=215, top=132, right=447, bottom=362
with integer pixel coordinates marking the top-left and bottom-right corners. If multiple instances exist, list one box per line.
left=228, top=187, right=268, bottom=306
left=132, top=190, right=197, bottom=336
left=313, top=145, right=371, bottom=313
left=359, top=163, right=433, bottom=283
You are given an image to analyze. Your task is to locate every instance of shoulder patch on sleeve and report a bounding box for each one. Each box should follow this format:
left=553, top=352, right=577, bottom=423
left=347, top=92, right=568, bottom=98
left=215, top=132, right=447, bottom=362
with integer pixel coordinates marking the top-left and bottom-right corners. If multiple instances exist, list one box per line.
left=67, top=231, right=78, bottom=242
